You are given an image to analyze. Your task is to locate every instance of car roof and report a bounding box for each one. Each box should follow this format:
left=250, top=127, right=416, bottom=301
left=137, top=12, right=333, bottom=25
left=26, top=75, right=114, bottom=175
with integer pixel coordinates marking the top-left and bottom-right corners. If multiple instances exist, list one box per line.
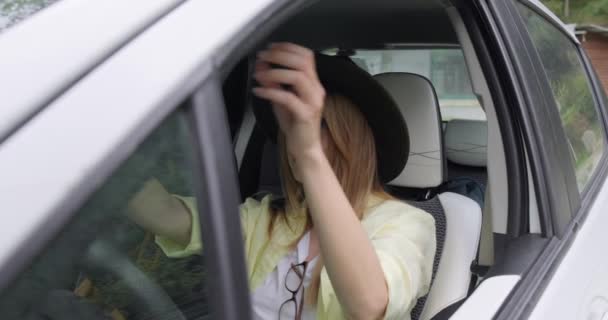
left=272, top=0, right=458, bottom=48
left=0, top=0, right=182, bottom=141
left=268, top=0, right=578, bottom=51
left=0, top=0, right=577, bottom=143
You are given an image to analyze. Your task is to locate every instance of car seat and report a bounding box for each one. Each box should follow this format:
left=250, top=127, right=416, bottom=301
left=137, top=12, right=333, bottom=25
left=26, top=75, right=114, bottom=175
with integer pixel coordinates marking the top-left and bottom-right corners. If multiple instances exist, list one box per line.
left=444, top=119, right=488, bottom=187
left=375, top=72, right=482, bottom=320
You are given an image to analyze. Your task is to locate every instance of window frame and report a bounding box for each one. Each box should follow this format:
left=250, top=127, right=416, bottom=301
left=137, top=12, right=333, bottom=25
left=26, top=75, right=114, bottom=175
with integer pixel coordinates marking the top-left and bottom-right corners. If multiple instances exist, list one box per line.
left=471, top=0, right=572, bottom=239
left=502, top=0, right=583, bottom=236
left=515, top=0, right=608, bottom=216
left=473, top=0, right=570, bottom=317
left=517, top=0, right=608, bottom=199
left=186, top=78, right=252, bottom=319
left=473, top=0, right=608, bottom=318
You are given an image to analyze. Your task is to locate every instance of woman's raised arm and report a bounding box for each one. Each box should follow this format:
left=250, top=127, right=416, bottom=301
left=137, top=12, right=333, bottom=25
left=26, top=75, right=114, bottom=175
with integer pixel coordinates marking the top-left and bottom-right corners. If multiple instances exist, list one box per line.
left=126, top=178, right=193, bottom=247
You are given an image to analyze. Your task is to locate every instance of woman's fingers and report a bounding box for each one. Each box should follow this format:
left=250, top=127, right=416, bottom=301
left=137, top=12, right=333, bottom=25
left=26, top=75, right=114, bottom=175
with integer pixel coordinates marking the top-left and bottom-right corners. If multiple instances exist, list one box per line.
left=253, top=68, right=322, bottom=107
left=253, top=43, right=326, bottom=155
left=252, top=87, right=302, bottom=113
left=253, top=43, right=325, bottom=134
left=254, top=60, right=280, bottom=89
left=254, top=59, right=269, bottom=72
left=255, top=43, right=324, bottom=108
left=257, top=48, right=317, bottom=80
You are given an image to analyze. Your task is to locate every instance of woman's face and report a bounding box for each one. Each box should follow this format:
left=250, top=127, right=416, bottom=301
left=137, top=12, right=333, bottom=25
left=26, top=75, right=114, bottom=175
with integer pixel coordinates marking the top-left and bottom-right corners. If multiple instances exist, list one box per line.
left=288, top=121, right=330, bottom=182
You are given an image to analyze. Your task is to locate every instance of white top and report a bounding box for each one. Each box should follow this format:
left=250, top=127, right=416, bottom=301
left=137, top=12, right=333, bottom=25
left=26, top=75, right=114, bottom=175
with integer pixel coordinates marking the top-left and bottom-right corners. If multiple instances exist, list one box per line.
left=252, top=231, right=319, bottom=320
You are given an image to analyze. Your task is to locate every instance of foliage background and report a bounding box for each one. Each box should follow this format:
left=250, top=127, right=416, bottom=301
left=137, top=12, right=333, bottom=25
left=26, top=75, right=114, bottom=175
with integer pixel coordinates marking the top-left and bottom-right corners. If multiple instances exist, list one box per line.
left=542, top=0, right=608, bottom=25
left=0, top=0, right=57, bottom=32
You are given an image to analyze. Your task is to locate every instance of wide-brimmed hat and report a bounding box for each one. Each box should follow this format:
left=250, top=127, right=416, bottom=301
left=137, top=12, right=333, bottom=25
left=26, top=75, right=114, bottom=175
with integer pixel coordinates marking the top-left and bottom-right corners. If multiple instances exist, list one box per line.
left=253, top=53, right=409, bottom=183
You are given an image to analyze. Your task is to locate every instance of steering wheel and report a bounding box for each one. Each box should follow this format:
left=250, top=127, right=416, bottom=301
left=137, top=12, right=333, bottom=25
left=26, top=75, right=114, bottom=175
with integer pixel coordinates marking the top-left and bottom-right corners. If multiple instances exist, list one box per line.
left=82, top=240, right=187, bottom=320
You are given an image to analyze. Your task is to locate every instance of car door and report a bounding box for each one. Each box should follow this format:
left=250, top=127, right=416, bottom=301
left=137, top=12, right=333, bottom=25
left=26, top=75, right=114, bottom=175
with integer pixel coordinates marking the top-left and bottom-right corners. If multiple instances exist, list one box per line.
left=0, top=0, right=184, bottom=141
left=510, top=2, right=608, bottom=320
left=0, top=98, right=248, bottom=320
left=467, top=0, right=608, bottom=319
left=0, top=0, right=296, bottom=319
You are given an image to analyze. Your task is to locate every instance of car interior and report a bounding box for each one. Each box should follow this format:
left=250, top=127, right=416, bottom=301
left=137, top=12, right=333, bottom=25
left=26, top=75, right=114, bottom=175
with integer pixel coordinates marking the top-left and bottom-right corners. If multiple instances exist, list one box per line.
left=221, top=0, right=543, bottom=318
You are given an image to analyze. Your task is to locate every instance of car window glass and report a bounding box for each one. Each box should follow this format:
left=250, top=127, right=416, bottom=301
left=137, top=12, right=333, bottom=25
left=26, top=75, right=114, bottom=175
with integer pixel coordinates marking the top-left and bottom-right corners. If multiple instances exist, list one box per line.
left=328, top=48, right=486, bottom=121
left=517, top=3, right=606, bottom=192
left=0, top=111, right=211, bottom=320
left=0, top=0, right=58, bottom=33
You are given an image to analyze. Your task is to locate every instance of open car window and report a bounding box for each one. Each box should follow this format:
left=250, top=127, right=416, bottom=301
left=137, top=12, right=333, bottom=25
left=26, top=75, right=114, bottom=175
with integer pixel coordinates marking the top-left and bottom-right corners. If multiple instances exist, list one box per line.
left=517, top=3, right=606, bottom=193
left=0, top=111, right=211, bottom=320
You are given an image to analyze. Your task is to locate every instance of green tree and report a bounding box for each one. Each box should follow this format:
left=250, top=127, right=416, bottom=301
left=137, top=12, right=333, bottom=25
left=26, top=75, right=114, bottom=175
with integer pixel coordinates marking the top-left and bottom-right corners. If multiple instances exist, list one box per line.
left=542, top=0, right=608, bottom=25
left=0, top=0, right=57, bottom=32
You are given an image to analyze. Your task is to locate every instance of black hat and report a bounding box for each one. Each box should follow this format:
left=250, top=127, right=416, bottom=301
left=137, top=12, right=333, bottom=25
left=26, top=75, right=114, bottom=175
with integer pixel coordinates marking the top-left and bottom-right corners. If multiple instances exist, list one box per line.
left=253, top=53, right=409, bottom=183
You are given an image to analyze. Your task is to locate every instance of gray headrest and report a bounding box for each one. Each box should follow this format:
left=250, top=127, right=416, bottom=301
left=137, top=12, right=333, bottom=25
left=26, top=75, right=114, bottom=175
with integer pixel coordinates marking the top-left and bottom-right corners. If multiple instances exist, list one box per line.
left=445, top=119, right=487, bottom=167
left=374, top=73, right=444, bottom=188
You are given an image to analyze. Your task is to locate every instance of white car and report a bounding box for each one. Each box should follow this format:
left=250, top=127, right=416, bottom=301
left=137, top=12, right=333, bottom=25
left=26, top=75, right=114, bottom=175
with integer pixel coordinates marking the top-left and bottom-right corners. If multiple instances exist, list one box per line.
left=0, top=0, right=607, bottom=319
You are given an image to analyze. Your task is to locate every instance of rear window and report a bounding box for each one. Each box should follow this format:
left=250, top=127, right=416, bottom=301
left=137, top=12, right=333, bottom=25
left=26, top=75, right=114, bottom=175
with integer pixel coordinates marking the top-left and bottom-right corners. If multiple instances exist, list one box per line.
left=328, top=48, right=486, bottom=121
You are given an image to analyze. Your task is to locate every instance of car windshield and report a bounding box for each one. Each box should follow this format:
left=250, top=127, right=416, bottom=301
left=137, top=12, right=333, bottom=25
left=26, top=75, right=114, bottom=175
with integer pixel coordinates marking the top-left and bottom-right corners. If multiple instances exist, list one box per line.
left=327, top=48, right=486, bottom=121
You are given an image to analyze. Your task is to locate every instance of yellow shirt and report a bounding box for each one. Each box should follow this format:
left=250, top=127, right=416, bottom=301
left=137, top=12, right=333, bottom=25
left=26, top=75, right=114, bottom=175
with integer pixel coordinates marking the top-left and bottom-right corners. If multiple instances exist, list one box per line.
left=156, top=195, right=436, bottom=320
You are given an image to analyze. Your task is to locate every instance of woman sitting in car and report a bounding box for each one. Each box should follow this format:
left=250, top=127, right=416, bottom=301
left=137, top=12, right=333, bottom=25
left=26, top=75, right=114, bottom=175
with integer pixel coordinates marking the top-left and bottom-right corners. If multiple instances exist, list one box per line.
left=128, top=42, right=436, bottom=320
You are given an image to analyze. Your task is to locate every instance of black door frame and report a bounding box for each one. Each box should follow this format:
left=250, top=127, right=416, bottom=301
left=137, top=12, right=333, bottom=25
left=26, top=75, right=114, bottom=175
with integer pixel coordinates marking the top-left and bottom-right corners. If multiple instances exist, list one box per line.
left=452, top=0, right=530, bottom=239
left=482, top=0, right=579, bottom=238
left=187, top=79, right=252, bottom=320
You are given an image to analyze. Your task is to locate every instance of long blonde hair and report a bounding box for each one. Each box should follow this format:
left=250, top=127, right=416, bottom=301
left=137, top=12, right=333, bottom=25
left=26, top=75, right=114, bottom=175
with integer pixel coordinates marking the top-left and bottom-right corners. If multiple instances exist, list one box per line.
left=269, top=94, right=392, bottom=304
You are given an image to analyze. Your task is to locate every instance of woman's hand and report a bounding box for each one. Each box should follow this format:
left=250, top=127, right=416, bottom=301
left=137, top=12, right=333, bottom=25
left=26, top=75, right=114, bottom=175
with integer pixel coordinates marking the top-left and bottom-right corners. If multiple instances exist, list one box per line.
left=253, top=43, right=326, bottom=163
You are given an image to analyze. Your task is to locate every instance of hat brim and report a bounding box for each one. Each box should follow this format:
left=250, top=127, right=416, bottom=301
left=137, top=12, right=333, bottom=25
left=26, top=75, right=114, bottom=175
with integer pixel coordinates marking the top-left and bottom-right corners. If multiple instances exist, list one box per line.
left=252, top=53, right=409, bottom=183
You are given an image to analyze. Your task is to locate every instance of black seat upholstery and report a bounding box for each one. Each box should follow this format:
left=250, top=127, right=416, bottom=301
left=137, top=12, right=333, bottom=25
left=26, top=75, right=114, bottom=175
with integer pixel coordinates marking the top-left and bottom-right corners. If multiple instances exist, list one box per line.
left=407, top=198, right=447, bottom=320
left=238, top=124, right=283, bottom=200
left=257, top=141, right=282, bottom=196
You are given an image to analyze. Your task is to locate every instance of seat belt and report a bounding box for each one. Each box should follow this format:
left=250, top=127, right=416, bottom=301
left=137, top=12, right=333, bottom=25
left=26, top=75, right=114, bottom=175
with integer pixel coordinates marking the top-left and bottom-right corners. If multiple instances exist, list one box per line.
left=470, top=184, right=494, bottom=290
left=478, top=184, right=495, bottom=266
